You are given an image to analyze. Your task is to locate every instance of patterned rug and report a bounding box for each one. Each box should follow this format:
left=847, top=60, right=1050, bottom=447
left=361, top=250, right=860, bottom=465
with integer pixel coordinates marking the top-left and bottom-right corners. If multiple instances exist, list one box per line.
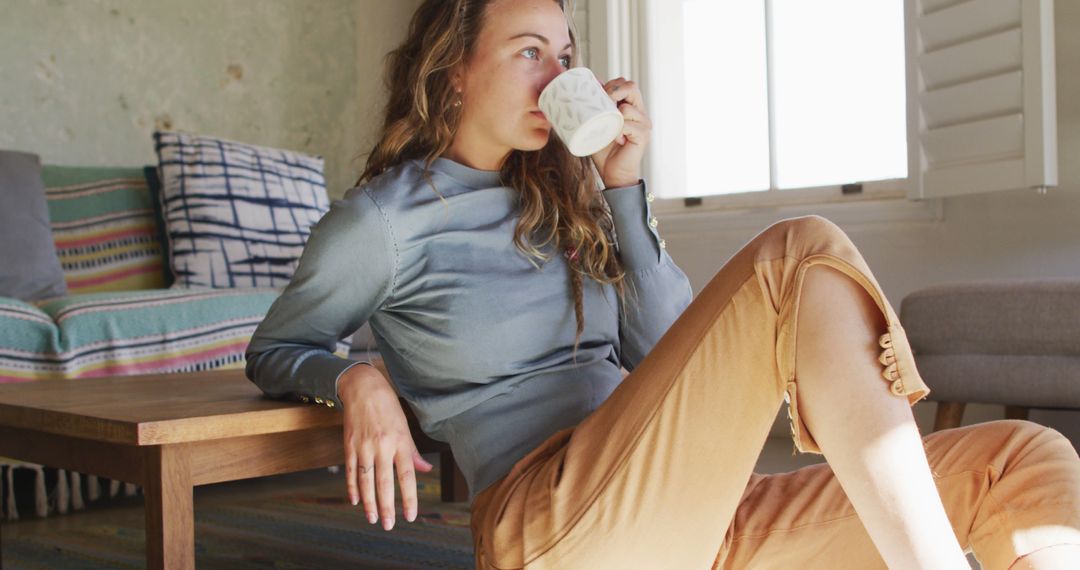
left=2, top=464, right=476, bottom=569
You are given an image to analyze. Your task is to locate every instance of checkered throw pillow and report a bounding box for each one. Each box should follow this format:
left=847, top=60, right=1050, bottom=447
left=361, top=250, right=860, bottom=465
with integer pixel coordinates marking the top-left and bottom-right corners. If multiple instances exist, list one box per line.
left=153, top=131, right=330, bottom=288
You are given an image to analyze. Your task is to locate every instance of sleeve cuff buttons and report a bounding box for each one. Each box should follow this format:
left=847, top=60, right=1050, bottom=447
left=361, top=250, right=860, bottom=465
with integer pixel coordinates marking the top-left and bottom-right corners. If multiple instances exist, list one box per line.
left=299, top=394, right=337, bottom=407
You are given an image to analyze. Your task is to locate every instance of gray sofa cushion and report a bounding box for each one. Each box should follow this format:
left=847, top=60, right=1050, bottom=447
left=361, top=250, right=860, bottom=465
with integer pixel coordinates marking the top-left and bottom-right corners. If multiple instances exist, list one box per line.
left=900, top=278, right=1080, bottom=408
left=911, top=354, right=1080, bottom=408
left=0, top=150, right=68, bottom=301
left=900, top=278, right=1080, bottom=356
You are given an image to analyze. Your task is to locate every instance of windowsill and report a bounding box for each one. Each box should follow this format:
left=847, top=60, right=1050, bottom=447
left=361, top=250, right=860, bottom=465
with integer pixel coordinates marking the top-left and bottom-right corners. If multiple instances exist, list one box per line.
left=652, top=191, right=944, bottom=236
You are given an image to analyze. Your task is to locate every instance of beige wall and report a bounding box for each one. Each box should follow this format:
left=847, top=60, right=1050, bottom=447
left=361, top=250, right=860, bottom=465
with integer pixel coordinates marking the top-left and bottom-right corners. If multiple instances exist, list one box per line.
left=0, top=0, right=586, bottom=197
left=0, top=0, right=424, bottom=200
left=349, top=0, right=423, bottom=194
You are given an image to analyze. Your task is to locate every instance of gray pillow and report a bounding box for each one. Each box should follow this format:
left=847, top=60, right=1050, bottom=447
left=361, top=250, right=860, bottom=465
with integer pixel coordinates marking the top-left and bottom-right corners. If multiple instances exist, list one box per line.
left=0, top=150, right=68, bottom=301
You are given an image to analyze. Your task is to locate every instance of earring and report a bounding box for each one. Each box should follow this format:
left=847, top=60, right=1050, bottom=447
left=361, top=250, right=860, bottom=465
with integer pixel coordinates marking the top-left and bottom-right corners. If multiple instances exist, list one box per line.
left=453, top=90, right=463, bottom=108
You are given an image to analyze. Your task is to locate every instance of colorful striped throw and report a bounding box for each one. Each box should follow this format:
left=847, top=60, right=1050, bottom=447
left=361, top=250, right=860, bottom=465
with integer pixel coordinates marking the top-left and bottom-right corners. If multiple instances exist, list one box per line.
left=42, top=166, right=167, bottom=295
left=153, top=131, right=331, bottom=288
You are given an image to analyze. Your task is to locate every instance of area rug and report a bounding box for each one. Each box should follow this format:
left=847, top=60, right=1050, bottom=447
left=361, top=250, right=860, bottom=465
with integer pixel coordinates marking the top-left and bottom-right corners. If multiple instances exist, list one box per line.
left=3, top=466, right=476, bottom=569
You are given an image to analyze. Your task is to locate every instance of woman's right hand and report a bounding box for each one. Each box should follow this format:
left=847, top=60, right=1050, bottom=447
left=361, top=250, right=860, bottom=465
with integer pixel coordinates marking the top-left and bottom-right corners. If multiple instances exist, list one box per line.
left=337, top=364, right=434, bottom=531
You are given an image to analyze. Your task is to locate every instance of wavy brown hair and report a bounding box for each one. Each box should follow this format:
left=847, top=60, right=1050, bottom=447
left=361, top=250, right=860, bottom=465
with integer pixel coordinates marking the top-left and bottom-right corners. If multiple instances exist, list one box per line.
left=355, top=0, right=634, bottom=361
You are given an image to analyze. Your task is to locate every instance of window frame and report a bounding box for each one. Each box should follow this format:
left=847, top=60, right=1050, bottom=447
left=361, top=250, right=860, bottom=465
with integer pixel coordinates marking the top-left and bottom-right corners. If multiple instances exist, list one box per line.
left=587, top=0, right=936, bottom=221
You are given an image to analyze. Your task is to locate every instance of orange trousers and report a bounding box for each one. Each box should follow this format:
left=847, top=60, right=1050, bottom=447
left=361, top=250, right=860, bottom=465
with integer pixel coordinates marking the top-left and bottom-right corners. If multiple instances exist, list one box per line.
left=469, top=215, right=1080, bottom=569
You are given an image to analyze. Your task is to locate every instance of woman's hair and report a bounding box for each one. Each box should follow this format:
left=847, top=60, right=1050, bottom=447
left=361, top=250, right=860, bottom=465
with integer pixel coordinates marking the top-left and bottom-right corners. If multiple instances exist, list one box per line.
left=355, top=0, right=634, bottom=361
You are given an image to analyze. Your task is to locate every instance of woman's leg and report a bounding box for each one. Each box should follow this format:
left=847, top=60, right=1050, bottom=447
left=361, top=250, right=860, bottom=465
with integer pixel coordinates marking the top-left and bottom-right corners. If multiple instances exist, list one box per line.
left=469, top=215, right=932, bottom=569
left=715, top=420, right=1080, bottom=570
left=794, top=263, right=968, bottom=568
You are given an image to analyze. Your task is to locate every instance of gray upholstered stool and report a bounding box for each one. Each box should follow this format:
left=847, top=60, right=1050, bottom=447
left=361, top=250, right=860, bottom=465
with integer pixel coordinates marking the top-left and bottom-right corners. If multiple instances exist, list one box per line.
left=899, top=279, right=1080, bottom=431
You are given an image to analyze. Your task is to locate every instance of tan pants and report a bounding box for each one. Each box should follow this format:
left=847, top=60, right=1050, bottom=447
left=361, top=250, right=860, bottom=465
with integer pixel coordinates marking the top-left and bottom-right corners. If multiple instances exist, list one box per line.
left=470, top=215, right=1080, bottom=569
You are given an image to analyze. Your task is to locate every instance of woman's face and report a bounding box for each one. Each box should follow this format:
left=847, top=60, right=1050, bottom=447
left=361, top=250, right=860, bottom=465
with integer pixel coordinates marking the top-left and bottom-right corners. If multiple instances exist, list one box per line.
left=449, top=0, right=574, bottom=170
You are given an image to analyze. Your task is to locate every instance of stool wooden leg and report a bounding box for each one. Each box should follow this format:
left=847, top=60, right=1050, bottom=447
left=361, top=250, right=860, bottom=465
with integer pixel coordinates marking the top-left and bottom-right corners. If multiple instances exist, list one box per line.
left=1005, top=406, right=1030, bottom=421
left=933, top=401, right=966, bottom=432
left=440, top=451, right=469, bottom=503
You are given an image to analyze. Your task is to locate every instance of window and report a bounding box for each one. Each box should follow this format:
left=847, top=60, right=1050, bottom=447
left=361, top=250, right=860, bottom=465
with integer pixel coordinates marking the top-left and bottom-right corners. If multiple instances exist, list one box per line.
left=588, top=0, right=1057, bottom=215
left=657, top=0, right=909, bottom=204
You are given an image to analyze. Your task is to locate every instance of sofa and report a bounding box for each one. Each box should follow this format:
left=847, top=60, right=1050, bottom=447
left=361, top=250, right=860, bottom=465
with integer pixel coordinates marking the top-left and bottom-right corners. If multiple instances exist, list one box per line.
left=900, top=279, right=1080, bottom=432
left=0, top=142, right=367, bottom=519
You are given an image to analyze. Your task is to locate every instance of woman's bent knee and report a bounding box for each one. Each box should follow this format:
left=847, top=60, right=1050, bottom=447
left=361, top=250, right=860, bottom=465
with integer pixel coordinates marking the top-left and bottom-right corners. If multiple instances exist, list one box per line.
left=769, top=214, right=847, bottom=242
left=1011, top=420, right=1077, bottom=457
left=974, top=419, right=1080, bottom=472
left=754, top=215, right=861, bottom=268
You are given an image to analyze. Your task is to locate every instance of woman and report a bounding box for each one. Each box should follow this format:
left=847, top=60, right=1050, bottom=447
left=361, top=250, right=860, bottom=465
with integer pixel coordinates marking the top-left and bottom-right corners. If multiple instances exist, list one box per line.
left=245, top=0, right=1080, bottom=567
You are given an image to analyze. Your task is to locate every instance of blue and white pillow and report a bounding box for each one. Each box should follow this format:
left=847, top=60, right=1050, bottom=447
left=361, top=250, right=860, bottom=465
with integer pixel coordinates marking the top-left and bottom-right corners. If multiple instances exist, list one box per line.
left=153, top=131, right=330, bottom=288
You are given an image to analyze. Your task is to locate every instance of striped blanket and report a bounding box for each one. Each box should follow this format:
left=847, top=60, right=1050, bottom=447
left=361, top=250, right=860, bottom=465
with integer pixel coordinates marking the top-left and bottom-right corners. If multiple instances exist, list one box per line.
left=0, top=287, right=332, bottom=382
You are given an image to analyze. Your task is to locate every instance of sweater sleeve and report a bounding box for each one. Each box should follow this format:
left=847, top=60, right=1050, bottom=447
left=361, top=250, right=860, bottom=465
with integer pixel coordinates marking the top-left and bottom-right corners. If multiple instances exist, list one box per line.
left=244, top=188, right=395, bottom=410
left=602, top=179, right=694, bottom=371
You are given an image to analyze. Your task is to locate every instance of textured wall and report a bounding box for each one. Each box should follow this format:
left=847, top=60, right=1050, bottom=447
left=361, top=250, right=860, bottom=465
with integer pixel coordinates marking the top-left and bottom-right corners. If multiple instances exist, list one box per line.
left=350, top=0, right=422, bottom=192
left=0, top=0, right=587, bottom=198
left=0, top=0, right=419, bottom=199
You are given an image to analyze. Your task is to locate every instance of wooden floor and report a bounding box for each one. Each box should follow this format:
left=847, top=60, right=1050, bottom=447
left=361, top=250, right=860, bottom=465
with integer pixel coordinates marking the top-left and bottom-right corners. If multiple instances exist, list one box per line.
left=1, top=437, right=980, bottom=568
left=0, top=439, right=820, bottom=554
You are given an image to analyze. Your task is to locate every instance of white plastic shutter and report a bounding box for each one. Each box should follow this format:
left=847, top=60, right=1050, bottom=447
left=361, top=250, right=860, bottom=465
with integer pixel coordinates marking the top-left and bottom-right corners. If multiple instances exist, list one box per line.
left=905, top=0, right=1058, bottom=199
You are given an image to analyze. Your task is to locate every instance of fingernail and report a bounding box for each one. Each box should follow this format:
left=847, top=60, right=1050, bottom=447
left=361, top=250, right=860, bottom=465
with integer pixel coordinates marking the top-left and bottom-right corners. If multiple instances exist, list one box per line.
left=367, top=512, right=377, bottom=524
left=407, top=508, right=416, bottom=522
left=383, top=516, right=394, bottom=530
left=351, top=496, right=358, bottom=506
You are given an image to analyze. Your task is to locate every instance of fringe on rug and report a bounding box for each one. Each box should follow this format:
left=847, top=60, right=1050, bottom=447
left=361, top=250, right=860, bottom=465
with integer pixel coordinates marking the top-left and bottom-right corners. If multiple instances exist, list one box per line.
left=34, top=465, right=47, bottom=517
left=1, top=461, right=138, bottom=520
left=56, top=468, right=69, bottom=514
left=0, top=462, right=48, bottom=520
left=88, top=474, right=100, bottom=502
left=107, top=479, right=141, bottom=498
left=72, top=471, right=85, bottom=510
left=5, top=464, right=16, bottom=521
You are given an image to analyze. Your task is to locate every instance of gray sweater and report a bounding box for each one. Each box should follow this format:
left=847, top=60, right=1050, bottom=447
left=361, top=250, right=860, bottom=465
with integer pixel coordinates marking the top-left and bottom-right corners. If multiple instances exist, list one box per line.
left=244, top=156, right=693, bottom=501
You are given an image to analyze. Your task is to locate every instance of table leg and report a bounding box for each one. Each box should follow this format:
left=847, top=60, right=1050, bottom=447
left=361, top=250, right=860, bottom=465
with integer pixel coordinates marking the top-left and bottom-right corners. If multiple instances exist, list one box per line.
left=144, top=444, right=193, bottom=570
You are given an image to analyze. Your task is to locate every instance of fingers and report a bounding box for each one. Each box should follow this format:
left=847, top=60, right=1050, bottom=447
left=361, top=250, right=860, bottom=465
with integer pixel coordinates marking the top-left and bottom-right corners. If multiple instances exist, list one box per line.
left=346, top=432, right=379, bottom=524
left=351, top=440, right=424, bottom=531
left=414, top=449, right=434, bottom=472
left=603, top=78, right=646, bottom=114
left=342, top=399, right=433, bottom=532
left=602, top=77, right=650, bottom=148
left=618, top=100, right=651, bottom=129
left=397, top=447, right=419, bottom=523
left=345, top=442, right=360, bottom=506
left=376, top=440, right=397, bottom=530
left=616, top=100, right=651, bottom=147
left=358, top=448, right=378, bottom=525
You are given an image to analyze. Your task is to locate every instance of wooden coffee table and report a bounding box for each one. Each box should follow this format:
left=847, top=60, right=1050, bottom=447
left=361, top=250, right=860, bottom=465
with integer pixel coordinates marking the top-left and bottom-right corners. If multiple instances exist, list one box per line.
left=0, top=365, right=460, bottom=569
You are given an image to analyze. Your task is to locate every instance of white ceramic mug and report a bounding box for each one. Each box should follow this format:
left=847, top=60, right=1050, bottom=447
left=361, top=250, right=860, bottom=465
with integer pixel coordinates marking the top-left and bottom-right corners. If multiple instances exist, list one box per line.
left=538, top=67, right=625, bottom=157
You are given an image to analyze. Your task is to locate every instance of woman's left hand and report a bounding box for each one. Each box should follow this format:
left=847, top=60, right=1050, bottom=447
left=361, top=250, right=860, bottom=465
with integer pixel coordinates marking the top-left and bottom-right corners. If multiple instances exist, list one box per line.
left=590, top=75, right=652, bottom=189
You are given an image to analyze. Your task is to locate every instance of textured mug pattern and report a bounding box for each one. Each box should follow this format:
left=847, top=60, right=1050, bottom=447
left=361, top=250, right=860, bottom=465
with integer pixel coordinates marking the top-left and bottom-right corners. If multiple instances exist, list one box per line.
left=539, top=67, right=621, bottom=154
